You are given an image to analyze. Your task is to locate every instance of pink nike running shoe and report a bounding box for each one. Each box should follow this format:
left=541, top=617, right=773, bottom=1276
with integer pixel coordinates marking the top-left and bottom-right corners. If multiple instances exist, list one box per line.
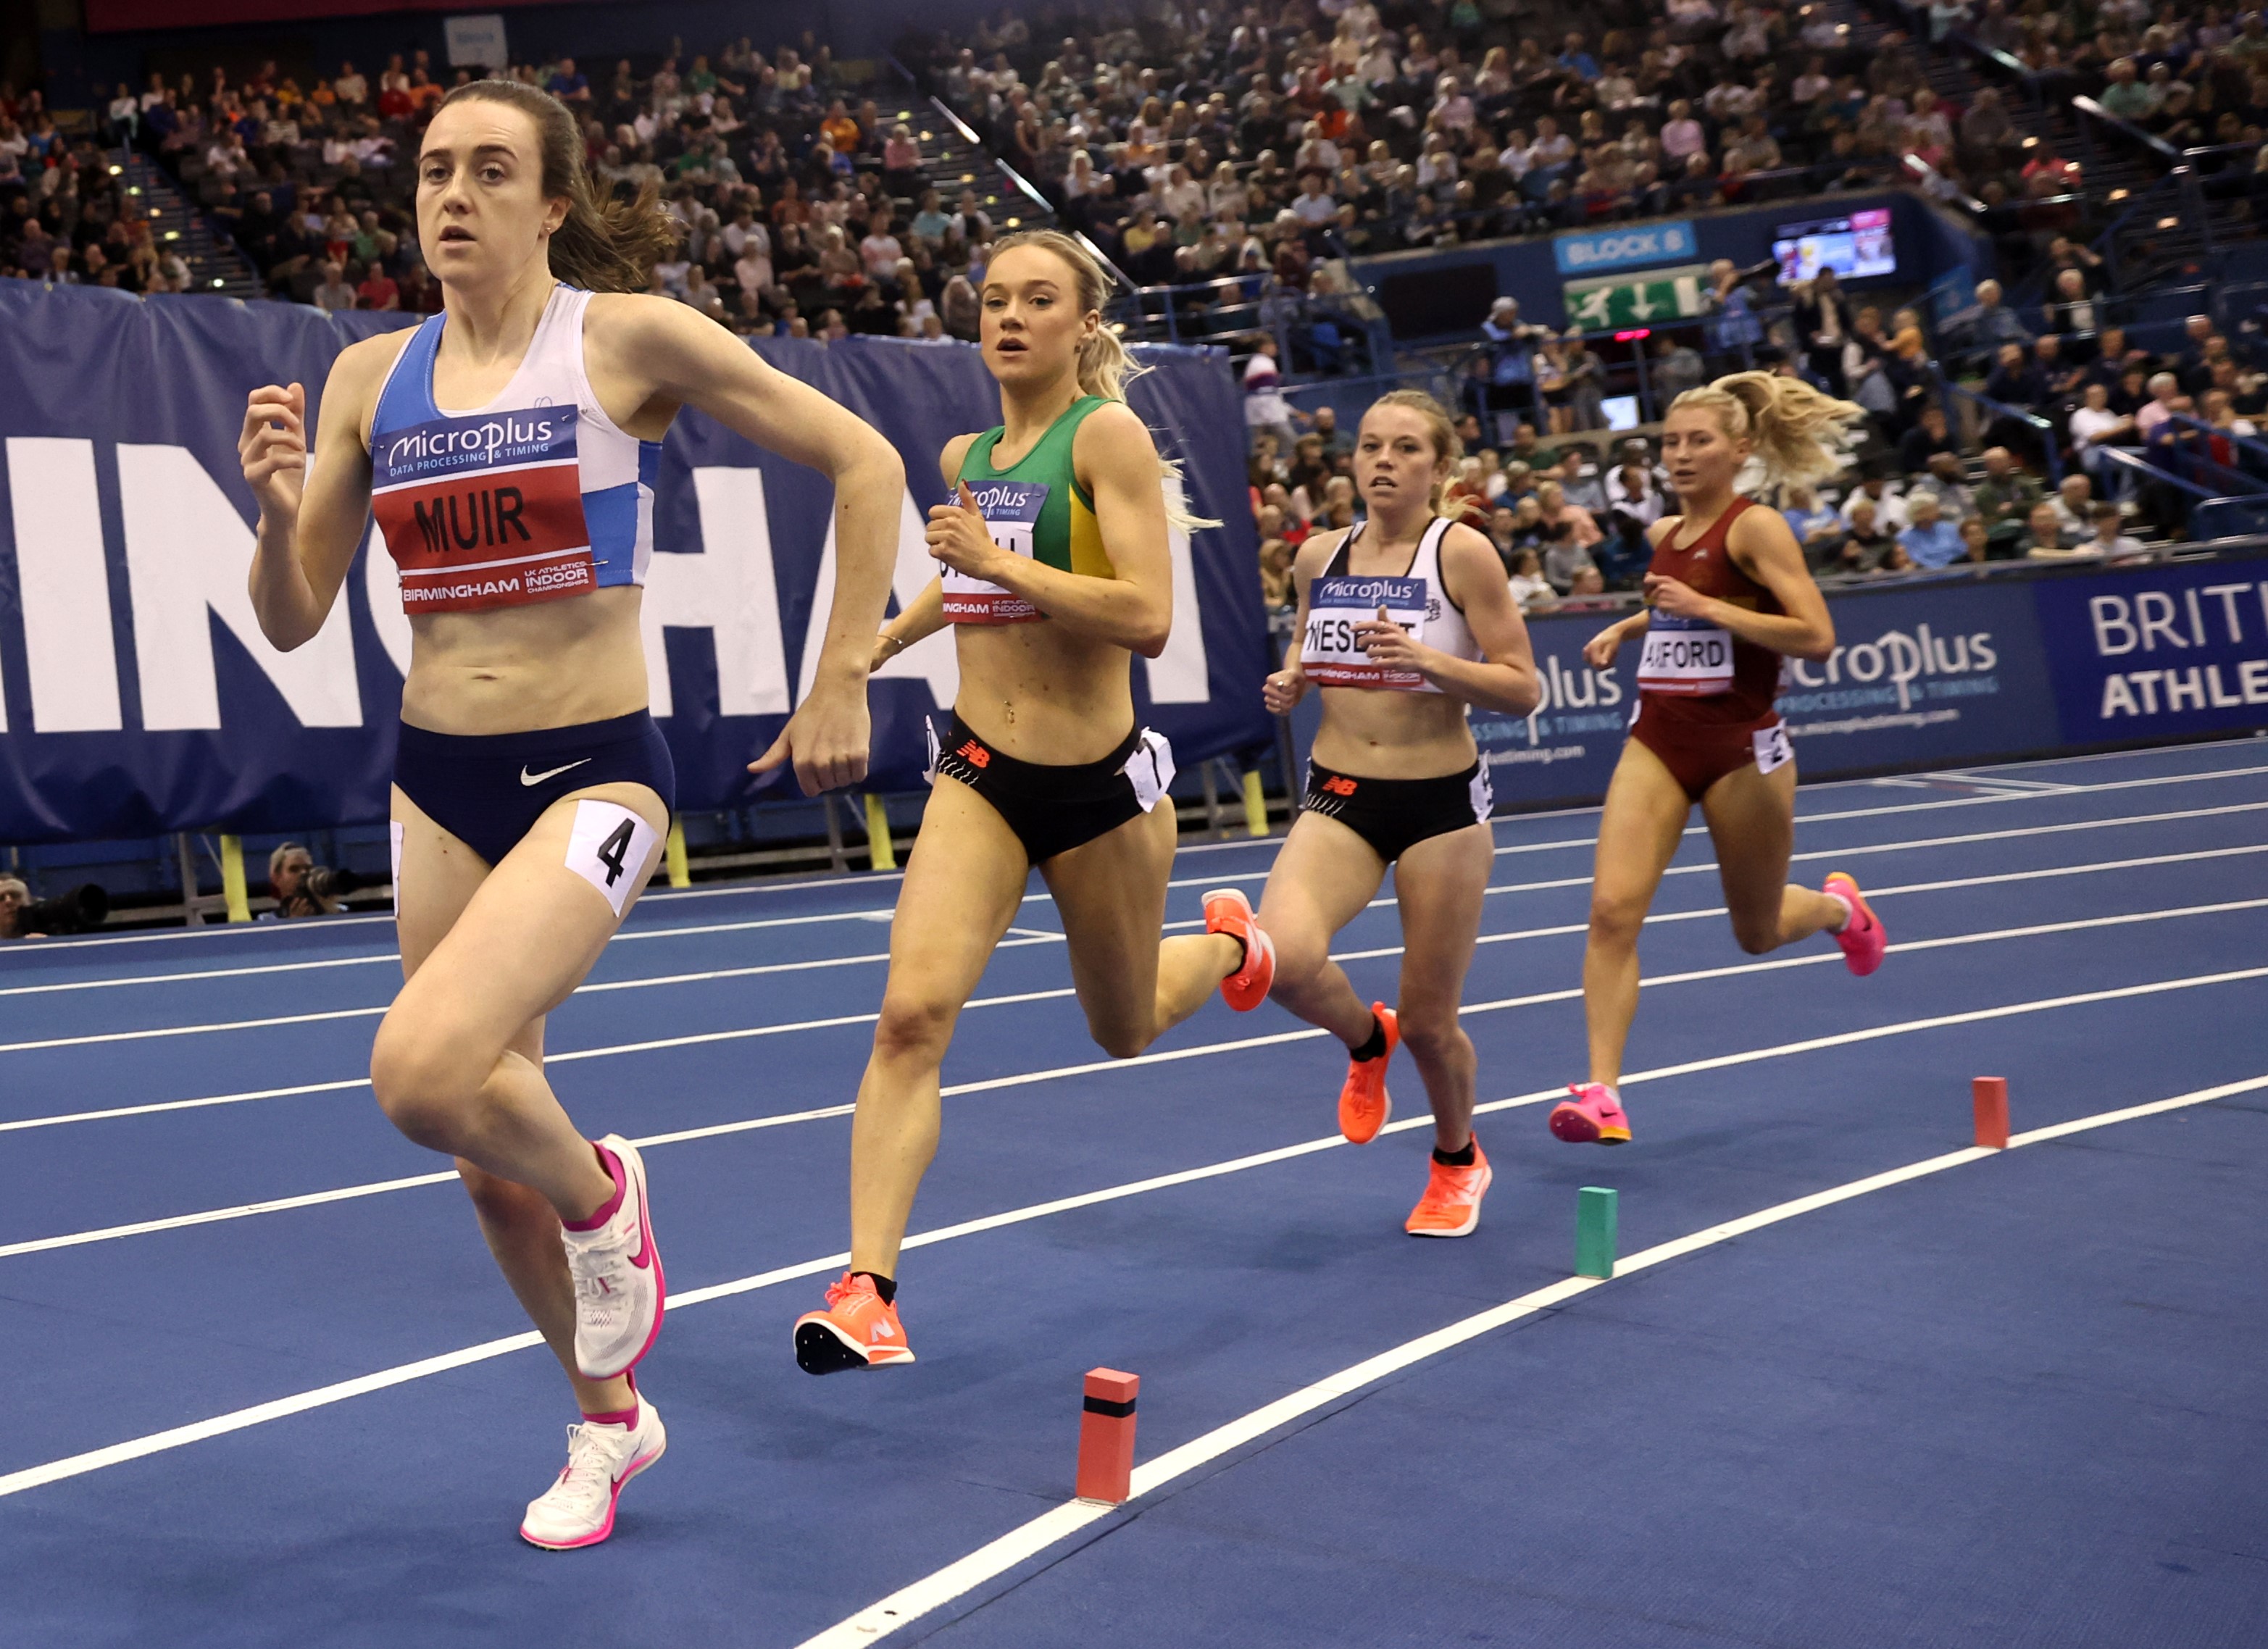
left=1825, top=872, right=1886, bottom=977
left=1548, top=1082, right=1631, bottom=1145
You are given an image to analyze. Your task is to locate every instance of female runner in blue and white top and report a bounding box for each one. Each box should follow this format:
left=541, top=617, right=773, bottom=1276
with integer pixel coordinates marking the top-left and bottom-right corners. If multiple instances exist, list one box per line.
left=1257, top=392, right=1539, bottom=1237
left=238, top=80, right=902, bottom=1550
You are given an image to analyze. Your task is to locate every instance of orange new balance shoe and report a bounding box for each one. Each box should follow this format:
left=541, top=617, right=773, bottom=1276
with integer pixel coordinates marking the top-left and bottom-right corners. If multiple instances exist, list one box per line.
left=1202, top=888, right=1276, bottom=1011
left=793, top=1272, right=915, bottom=1374
left=1405, top=1140, right=1492, bottom=1237
left=1338, top=1004, right=1398, bottom=1144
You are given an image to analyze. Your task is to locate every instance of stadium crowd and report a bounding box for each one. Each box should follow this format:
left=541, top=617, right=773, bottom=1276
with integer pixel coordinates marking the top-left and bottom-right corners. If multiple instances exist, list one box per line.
left=0, top=85, right=200, bottom=290
left=908, top=0, right=2065, bottom=277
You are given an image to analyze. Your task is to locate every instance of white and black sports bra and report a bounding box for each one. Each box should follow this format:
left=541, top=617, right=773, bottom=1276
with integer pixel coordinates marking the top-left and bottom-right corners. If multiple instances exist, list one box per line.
left=1300, top=517, right=1483, bottom=694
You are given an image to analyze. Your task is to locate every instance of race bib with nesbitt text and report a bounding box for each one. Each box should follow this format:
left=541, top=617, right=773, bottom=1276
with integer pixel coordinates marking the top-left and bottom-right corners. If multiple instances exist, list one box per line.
left=1304, top=572, right=1431, bottom=691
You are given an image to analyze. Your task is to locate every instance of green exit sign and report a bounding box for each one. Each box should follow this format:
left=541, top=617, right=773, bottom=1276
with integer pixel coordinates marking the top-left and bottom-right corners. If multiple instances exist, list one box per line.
left=1562, top=263, right=1711, bottom=330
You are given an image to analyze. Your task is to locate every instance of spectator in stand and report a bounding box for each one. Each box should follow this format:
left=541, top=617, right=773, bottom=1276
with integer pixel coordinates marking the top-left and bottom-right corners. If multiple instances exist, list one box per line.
left=2084, top=501, right=2148, bottom=559
left=1839, top=470, right=1909, bottom=532
left=1899, top=402, right=1961, bottom=472
left=1898, top=491, right=1970, bottom=568
left=1909, top=450, right=1977, bottom=522
left=311, top=258, right=355, bottom=312
left=2022, top=499, right=2094, bottom=559
left=2134, top=372, right=2185, bottom=438
left=1784, top=483, right=1846, bottom=569
left=1951, top=279, right=2032, bottom=371
left=1971, top=446, right=2044, bottom=554
left=1835, top=496, right=1908, bottom=574
left=2069, top=380, right=2138, bottom=483
left=1242, top=334, right=1299, bottom=452
left=1985, top=340, right=2047, bottom=411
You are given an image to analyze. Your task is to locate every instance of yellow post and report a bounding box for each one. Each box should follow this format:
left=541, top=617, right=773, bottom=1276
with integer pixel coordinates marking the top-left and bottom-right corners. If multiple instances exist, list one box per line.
left=664, top=819, right=691, bottom=888
left=218, top=834, right=251, bottom=923
left=1241, top=768, right=1270, bottom=837
left=864, top=793, right=897, bottom=871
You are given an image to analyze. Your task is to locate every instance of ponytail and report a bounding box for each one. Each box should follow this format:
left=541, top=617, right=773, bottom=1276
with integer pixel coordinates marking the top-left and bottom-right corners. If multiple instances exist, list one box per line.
left=434, top=80, right=681, bottom=293
left=1669, top=371, right=1863, bottom=489
left=987, top=228, right=1219, bottom=531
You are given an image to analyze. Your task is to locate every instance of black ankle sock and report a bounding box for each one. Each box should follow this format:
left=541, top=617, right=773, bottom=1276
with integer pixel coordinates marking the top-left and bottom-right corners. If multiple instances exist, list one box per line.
left=1222, top=932, right=1248, bottom=971
left=854, top=1270, right=897, bottom=1305
left=1432, top=1139, right=1477, bottom=1167
left=1348, top=1013, right=1387, bottom=1063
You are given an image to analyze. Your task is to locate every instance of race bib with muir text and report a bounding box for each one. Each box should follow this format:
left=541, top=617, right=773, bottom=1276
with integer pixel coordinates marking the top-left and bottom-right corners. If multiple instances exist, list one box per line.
left=943, top=479, right=1048, bottom=624
left=1303, top=572, right=1431, bottom=691
left=370, top=406, right=596, bottom=614
left=1635, top=611, right=1735, bottom=696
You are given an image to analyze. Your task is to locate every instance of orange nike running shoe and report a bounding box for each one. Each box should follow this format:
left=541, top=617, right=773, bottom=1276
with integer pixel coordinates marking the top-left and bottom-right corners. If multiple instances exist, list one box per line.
left=1405, top=1140, right=1493, bottom=1237
left=793, top=1272, right=914, bottom=1374
left=1202, top=888, right=1276, bottom=1011
left=1339, top=1003, right=1398, bottom=1144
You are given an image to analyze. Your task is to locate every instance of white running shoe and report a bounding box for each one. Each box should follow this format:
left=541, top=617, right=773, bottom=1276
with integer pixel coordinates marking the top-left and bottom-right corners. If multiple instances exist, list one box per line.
left=519, top=1395, right=667, bottom=1550
left=562, top=1135, right=664, bottom=1381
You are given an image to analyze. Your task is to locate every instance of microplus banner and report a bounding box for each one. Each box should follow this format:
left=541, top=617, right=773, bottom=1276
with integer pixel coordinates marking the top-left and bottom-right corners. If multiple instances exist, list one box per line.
left=1472, top=561, right=2264, bottom=808
left=0, top=283, right=1272, bottom=842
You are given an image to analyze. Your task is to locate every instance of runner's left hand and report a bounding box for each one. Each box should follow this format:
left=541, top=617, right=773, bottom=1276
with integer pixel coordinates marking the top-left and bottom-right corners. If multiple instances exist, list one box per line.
left=1354, top=604, right=1427, bottom=673
left=926, top=480, right=1006, bottom=580
left=749, top=682, right=871, bottom=795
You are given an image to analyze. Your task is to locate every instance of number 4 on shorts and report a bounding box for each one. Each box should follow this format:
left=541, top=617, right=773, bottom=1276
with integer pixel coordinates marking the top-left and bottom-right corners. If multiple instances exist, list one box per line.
left=567, top=801, right=662, bottom=917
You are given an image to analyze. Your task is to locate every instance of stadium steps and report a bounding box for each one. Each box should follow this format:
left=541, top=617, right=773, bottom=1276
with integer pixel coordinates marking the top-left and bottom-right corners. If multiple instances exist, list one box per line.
left=120, top=148, right=262, bottom=299
left=872, top=91, right=1054, bottom=235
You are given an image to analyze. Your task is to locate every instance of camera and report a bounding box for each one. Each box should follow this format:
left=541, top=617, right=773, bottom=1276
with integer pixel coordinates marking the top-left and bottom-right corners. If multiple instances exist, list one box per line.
left=300, top=865, right=366, bottom=901
left=19, top=882, right=109, bottom=936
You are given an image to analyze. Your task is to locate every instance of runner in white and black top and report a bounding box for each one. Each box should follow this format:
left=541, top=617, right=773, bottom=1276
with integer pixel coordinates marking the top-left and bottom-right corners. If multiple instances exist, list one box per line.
left=1255, top=391, right=1541, bottom=1238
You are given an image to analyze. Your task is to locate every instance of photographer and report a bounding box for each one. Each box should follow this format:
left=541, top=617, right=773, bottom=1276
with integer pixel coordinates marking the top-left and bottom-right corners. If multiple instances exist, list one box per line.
left=0, top=876, right=29, bottom=940
left=0, top=876, right=108, bottom=939
left=266, top=842, right=356, bottom=919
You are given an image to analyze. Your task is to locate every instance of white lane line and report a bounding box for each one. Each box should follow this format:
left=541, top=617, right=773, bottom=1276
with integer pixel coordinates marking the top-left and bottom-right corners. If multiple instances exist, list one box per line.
left=20, top=793, right=2262, bottom=1030
left=0, top=953, right=401, bottom=998
left=8, top=883, right=2258, bottom=1136
left=6, top=921, right=2262, bottom=1258
left=5, top=1050, right=2253, bottom=1514
left=8, top=751, right=2262, bottom=961
left=0, top=938, right=1070, bottom=1056
left=794, top=1069, right=2268, bottom=1648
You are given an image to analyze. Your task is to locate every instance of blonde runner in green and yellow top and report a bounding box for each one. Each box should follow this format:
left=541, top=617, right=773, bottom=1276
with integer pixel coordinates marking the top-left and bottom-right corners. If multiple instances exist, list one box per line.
left=943, top=393, right=1117, bottom=623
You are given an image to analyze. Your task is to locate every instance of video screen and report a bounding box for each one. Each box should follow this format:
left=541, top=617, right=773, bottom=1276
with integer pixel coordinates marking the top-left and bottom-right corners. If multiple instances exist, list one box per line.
left=1772, top=209, right=1896, bottom=283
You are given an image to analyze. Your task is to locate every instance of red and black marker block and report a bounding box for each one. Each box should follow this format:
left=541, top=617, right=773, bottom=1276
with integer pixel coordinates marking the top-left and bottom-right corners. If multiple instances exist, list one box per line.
left=1076, top=1368, right=1139, bottom=1504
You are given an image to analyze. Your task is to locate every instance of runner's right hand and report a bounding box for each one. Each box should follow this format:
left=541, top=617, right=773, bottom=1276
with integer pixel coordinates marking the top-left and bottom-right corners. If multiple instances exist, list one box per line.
left=1262, top=662, right=1308, bottom=714
left=240, top=383, right=307, bottom=523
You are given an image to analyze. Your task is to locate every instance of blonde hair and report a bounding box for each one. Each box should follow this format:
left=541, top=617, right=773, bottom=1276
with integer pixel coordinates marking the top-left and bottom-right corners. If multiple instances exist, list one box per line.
left=1362, top=388, right=1464, bottom=512
left=1669, top=371, right=1863, bottom=489
left=988, top=229, right=1145, bottom=402
left=984, top=228, right=1218, bottom=530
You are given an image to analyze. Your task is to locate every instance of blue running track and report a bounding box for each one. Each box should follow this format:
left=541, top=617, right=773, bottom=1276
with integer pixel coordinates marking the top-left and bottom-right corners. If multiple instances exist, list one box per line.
left=1, top=738, right=2265, bottom=1648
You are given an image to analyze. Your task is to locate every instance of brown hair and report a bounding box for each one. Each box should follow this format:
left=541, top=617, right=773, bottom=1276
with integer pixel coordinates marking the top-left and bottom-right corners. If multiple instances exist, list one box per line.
left=430, top=80, right=680, bottom=293
left=1362, top=388, right=1464, bottom=512
left=1669, top=371, right=1863, bottom=488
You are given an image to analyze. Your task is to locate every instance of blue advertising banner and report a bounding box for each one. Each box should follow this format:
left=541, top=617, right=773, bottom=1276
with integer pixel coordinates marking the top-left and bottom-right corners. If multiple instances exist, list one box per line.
left=1464, top=569, right=2132, bottom=810
left=0, top=283, right=1272, bottom=842
left=1553, top=222, right=1698, bottom=276
left=2030, top=551, right=2268, bottom=746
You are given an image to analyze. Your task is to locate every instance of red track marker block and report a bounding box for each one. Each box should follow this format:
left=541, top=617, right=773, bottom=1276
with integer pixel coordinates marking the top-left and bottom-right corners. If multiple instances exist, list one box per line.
left=1076, top=1368, right=1139, bottom=1504
left=1973, top=1077, right=2010, bottom=1149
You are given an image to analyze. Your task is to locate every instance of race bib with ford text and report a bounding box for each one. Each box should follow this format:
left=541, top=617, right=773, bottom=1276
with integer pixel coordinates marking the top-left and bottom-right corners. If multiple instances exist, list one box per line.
left=943, top=479, right=1047, bottom=623
left=1636, top=611, right=1735, bottom=696
left=1304, top=572, right=1431, bottom=690
left=370, top=406, right=596, bottom=614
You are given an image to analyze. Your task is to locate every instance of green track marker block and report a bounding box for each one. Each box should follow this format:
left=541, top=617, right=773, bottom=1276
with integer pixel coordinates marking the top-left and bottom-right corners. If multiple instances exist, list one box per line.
left=1576, top=1186, right=1619, bottom=1279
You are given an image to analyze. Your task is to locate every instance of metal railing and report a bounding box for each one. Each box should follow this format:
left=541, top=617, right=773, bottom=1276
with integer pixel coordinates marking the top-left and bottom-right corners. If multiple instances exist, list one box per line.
left=1933, top=367, right=2063, bottom=485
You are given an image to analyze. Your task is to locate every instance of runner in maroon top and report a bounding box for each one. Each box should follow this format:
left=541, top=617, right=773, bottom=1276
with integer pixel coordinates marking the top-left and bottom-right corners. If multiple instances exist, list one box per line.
left=1550, top=372, right=1890, bottom=1147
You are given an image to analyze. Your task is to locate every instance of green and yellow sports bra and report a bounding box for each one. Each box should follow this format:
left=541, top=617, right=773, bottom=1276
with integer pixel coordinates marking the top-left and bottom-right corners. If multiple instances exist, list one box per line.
left=944, top=394, right=1117, bottom=624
